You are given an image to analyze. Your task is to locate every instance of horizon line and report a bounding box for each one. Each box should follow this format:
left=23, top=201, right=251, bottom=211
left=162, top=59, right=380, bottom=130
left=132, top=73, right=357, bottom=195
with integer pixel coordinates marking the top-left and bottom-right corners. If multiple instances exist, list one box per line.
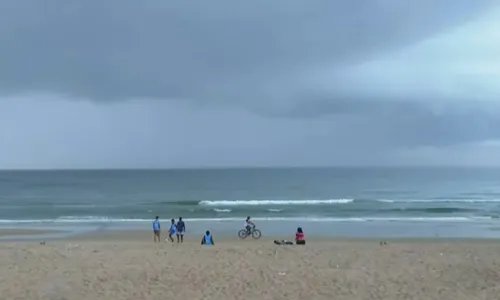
left=1, top=165, right=500, bottom=171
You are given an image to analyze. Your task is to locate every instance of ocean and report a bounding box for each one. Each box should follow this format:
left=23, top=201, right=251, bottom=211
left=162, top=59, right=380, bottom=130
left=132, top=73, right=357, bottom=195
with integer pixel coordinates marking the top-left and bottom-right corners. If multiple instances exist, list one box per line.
left=2, top=167, right=500, bottom=238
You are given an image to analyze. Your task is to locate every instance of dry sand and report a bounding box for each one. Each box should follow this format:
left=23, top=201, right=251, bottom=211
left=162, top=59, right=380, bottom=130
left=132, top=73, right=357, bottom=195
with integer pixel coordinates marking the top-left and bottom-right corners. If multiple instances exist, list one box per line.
left=1, top=233, right=500, bottom=300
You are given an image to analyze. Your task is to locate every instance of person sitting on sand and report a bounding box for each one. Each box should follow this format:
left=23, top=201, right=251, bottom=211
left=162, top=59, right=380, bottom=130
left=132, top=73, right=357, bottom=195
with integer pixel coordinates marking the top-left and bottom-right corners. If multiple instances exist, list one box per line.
left=295, top=227, right=305, bottom=245
left=245, top=216, right=255, bottom=234
left=201, top=230, right=214, bottom=245
left=167, top=219, right=176, bottom=243
left=153, top=216, right=161, bottom=243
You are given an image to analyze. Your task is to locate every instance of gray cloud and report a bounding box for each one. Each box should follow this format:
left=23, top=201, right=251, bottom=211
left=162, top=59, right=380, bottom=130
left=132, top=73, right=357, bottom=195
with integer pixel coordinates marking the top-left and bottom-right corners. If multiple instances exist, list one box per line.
left=0, top=0, right=495, bottom=102
left=1, top=1, right=500, bottom=168
left=374, top=105, right=500, bottom=147
left=273, top=97, right=500, bottom=147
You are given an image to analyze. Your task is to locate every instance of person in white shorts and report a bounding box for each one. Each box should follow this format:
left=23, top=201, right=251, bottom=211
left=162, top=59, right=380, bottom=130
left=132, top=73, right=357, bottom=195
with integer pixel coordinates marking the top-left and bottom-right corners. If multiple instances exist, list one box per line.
left=176, top=217, right=185, bottom=243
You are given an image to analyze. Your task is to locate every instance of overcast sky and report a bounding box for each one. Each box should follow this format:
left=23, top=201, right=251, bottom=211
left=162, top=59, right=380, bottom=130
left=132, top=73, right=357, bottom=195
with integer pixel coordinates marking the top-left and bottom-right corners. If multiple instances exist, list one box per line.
left=1, top=0, right=500, bottom=169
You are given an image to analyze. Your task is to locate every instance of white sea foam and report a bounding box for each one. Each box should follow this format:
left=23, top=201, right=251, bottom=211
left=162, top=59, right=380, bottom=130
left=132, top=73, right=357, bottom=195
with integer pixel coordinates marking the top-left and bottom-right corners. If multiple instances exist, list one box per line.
left=0, top=216, right=493, bottom=224
left=213, top=208, right=232, bottom=213
left=198, top=199, right=353, bottom=206
left=0, top=216, right=146, bottom=223
left=376, top=199, right=500, bottom=203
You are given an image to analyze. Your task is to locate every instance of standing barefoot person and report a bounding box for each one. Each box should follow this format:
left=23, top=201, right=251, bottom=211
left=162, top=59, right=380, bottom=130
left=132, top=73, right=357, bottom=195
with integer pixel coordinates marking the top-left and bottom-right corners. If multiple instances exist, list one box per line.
left=153, top=216, right=161, bottom=243
left=176, top=217, right=185, bottom=243
left=167, top=218, right=176, bottom=243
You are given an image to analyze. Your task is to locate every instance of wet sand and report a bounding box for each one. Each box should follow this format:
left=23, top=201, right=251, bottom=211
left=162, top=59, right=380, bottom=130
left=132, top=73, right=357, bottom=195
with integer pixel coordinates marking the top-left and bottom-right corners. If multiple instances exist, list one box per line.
left=0, top=229, right=60, bottom=237
left=1, top=233, right=499, bottom=299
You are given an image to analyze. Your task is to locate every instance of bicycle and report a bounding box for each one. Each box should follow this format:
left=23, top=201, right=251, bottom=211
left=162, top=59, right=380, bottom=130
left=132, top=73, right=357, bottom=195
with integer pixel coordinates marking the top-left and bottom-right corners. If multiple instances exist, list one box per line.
left=238, top=226, right=262, bottom=239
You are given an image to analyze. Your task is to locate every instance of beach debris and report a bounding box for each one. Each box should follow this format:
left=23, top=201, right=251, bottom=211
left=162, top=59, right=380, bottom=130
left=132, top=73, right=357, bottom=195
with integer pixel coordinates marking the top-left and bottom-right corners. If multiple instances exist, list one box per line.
left=83, top=279, right=91, bottom=287
left=66, top=243, right=83, bottom=252
left=379, top=241, right=387, bottom=245
left=278, top=272, right=286, bottom=276
left=274, top=240, right=293, bottom=245
left=40, top=241, right=46, bottom=245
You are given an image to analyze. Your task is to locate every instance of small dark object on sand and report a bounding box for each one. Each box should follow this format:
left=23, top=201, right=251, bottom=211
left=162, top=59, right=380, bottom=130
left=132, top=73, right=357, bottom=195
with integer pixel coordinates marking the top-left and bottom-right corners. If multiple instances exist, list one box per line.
left=380, top=241, right=387, bottom=245
left=40, top=241, right=46, bottom=245
left=274, top=240, right=294, bottom=245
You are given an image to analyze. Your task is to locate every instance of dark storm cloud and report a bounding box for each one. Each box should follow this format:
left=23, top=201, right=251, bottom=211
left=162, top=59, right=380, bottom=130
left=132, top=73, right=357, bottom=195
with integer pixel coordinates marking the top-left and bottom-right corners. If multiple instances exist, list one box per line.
left=0, top=0, right=495, bottom=103
left=1, top=0, right=500, bottom=169
left=262, top=92, right=500, bottom=147
left=376, top=105, right=500, bottom=147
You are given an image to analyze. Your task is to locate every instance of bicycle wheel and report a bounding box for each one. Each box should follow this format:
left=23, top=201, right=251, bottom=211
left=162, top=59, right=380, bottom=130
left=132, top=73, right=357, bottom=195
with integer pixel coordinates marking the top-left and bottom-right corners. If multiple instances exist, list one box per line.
left=238, top=229, right=248, bottom=239
left=251, top=229, right=262, bottom=239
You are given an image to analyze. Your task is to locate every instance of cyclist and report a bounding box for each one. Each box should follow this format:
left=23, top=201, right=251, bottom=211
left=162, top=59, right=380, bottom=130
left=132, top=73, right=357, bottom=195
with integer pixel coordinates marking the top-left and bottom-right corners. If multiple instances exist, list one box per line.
left=245, top=216, right=255, bottom=234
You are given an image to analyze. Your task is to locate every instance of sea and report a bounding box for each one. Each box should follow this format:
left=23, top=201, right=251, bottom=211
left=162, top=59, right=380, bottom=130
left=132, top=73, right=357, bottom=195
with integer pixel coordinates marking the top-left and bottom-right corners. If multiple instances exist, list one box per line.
left=2, top=167, right=500, bottom=239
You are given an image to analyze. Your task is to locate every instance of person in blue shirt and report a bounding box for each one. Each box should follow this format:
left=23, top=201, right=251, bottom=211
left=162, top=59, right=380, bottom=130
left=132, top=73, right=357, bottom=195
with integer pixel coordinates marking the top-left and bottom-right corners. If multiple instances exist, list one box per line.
left=167, top=218, right=176, bottom=243
left=152, top=216, right=161, bottom=243
left=201, top=230, right=214, bottom=245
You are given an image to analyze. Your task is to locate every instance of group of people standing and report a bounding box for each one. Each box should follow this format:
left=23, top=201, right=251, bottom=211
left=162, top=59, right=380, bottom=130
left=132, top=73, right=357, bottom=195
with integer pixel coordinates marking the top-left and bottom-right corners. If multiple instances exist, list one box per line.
left=153, top=216, right=186, bottom=243
left=153, top=216, right=214, bottom=245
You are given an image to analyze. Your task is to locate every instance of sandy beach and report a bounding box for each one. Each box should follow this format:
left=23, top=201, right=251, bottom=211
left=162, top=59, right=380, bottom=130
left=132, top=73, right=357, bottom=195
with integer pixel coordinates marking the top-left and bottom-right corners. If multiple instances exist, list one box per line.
left=0, top=231, right=499, bottom=300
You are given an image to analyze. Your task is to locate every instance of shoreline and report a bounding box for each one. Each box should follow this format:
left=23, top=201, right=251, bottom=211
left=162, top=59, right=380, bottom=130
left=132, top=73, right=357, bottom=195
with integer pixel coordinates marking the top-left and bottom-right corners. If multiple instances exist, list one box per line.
left=2, top=218, right=500, bottom=241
